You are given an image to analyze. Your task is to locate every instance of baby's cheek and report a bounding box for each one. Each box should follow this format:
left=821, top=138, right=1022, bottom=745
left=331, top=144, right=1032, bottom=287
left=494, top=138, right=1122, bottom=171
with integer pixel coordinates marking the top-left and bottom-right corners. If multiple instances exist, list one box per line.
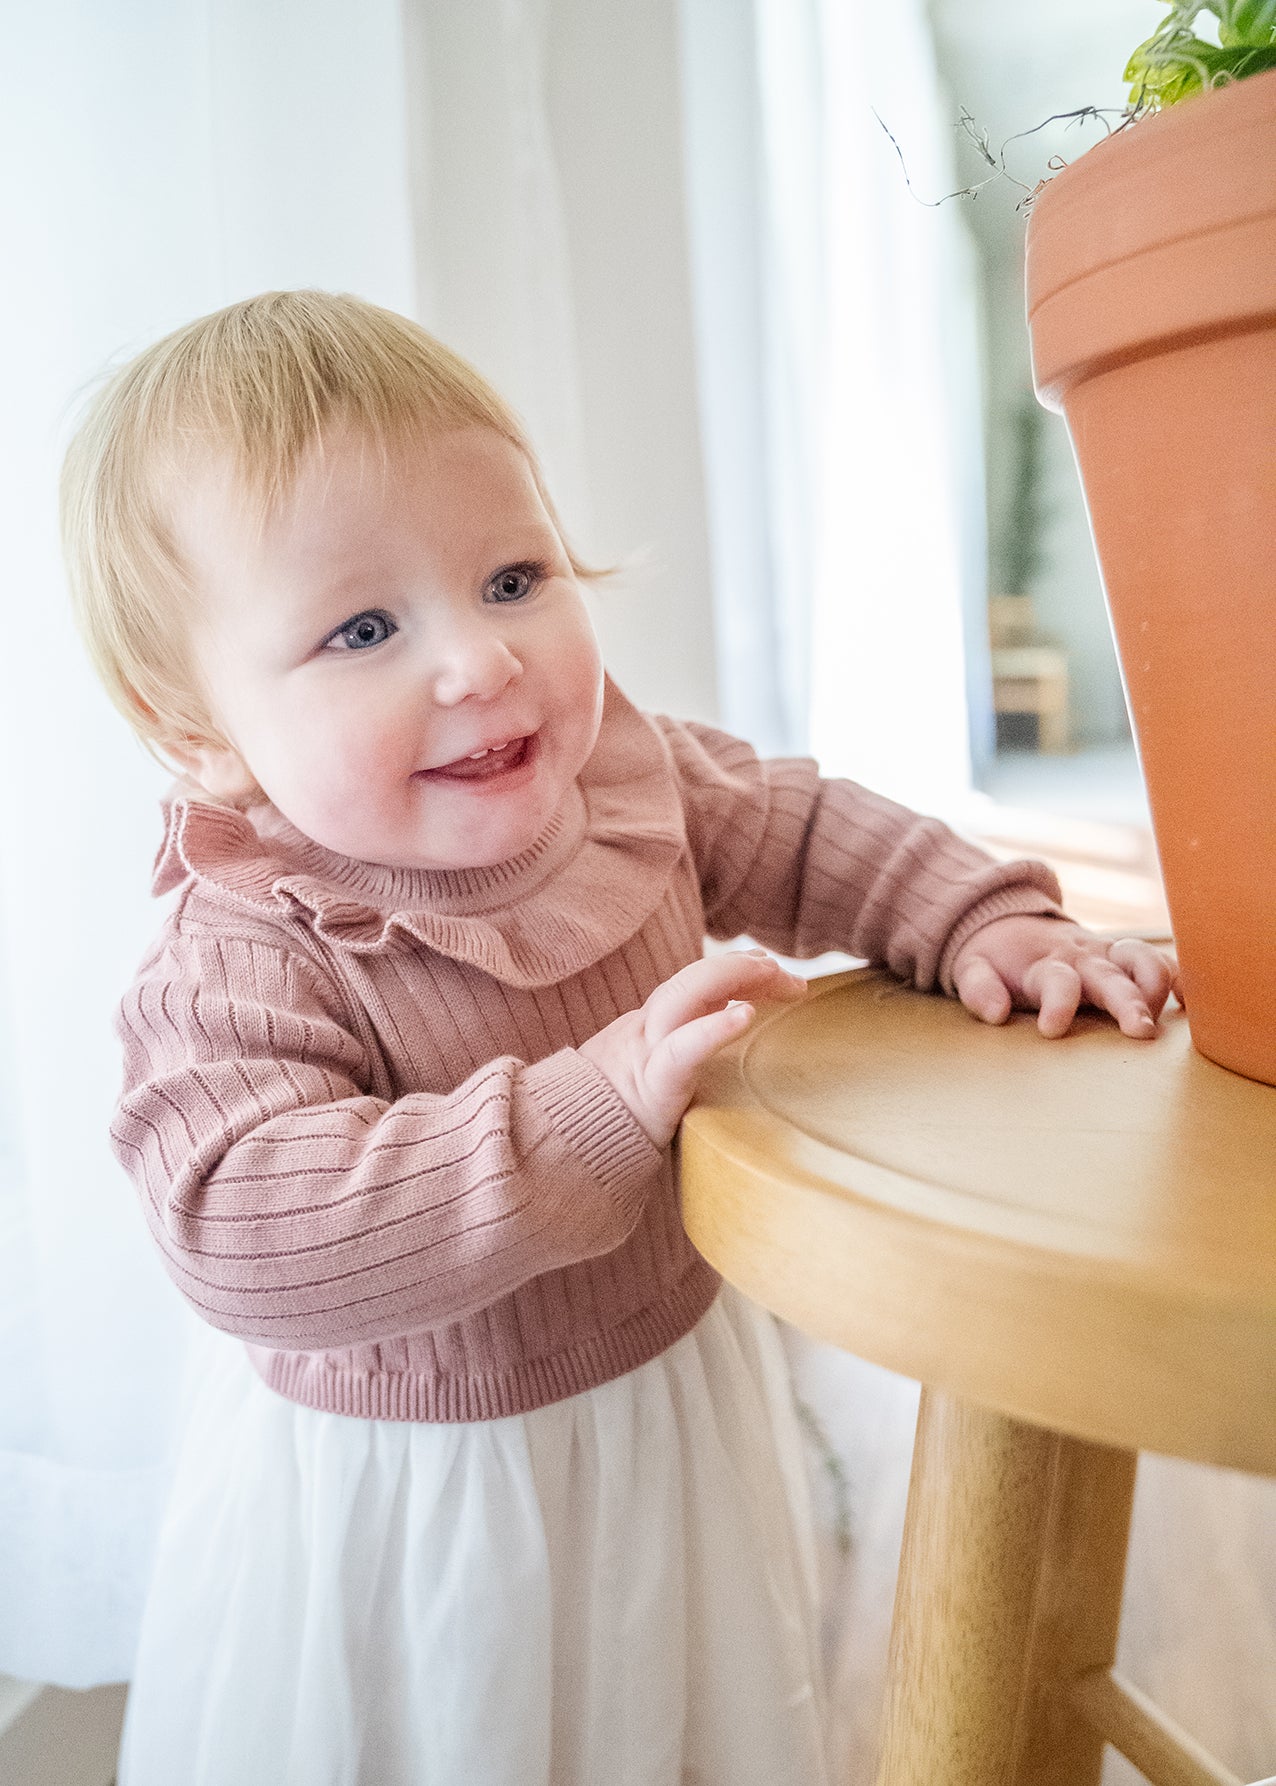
left=363, top=723, right=425, bottom=787
left=329, top=729, right=401, bottom=800
left=278, top=707, right=371, bottom=802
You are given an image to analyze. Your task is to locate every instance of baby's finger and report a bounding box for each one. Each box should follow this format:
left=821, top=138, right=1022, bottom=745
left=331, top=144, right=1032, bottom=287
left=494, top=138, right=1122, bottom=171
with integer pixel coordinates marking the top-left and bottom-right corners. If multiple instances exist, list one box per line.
left=1026, top=958, right=1084, bottom=1038
left=649, top=1002, right=754, bottom=1101
left=1105, top=939, right=1175, bottom=1017
left=1078, top=955, right=1157, bottom=1038
left=642, top=951, right=805, bottom=1046
left=953, top=953, right=1012, bottom=1026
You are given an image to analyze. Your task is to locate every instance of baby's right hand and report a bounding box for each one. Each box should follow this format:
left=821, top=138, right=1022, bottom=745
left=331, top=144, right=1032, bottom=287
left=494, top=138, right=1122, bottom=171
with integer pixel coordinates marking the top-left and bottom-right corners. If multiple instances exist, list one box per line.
left=580, top=950, right=807, bottom=1149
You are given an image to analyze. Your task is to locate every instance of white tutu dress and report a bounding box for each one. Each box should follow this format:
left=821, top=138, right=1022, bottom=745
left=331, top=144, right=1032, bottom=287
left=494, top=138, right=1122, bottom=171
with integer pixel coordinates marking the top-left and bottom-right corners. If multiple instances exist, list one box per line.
left=117, top=1284, right=832, bottom=1786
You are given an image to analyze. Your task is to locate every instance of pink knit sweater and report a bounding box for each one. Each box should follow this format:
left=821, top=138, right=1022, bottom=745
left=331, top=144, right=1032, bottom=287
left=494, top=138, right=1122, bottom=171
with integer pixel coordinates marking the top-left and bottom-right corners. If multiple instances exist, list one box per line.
left=111, top=677, right=1063, bottom=1422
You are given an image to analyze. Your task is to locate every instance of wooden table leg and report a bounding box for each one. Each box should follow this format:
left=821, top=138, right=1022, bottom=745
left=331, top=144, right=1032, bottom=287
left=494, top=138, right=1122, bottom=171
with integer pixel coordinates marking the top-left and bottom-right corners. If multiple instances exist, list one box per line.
left=1012, top=1430, right=1138, bottom=1783
left=873, top=1388, right=1137, bottom=1786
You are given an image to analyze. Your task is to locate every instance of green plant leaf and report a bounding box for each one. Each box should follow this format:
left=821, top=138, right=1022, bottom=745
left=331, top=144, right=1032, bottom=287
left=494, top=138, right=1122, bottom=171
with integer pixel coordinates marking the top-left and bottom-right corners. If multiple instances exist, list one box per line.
left=1219, top=0, right=1276, bottom=46
left=1125, top=8, right=1276, bottom=107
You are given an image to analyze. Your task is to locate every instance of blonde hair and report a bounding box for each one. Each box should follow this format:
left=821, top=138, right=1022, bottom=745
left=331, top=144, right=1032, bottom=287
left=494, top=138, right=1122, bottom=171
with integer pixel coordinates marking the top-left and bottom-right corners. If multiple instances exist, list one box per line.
left=60, top=289, right=603, bottom=783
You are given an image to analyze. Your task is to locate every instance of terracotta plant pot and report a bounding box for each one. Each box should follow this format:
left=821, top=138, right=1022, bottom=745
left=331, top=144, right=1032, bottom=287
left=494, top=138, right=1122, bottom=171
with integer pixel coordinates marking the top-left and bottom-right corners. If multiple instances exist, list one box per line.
left=1026, top=68, right=1276, bottom=1086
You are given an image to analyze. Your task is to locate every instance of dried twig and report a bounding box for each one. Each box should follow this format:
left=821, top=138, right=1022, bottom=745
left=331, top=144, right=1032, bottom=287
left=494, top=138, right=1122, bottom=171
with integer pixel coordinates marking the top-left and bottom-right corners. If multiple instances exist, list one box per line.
left=874, top=103, right=1147, bottom=214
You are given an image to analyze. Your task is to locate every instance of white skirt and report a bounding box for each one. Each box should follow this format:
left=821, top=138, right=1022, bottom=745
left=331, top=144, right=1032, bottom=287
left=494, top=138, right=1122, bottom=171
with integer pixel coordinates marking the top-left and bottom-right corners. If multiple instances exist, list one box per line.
left=118, top=1284, right=832, bottom=1786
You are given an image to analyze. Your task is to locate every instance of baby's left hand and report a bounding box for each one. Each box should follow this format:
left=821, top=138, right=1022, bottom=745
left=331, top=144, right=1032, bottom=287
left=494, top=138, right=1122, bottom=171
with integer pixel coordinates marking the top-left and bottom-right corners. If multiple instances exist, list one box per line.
left=949, top=914, right=1181, bottom=1039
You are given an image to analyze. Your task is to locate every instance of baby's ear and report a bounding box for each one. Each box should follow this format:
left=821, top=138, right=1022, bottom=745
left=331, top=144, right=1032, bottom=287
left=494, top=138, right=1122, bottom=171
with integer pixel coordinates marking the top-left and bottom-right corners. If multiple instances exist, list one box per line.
left=163, top=733, right=262, bottom=807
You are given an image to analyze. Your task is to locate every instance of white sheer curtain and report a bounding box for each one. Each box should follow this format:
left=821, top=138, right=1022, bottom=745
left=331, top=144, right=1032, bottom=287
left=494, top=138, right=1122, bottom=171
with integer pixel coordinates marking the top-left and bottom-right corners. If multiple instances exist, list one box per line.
left=679, top=0, right=991, bottom=801
left=677, top=0, right=823, bottom=756
left=811, top=0, right=988, bottom=811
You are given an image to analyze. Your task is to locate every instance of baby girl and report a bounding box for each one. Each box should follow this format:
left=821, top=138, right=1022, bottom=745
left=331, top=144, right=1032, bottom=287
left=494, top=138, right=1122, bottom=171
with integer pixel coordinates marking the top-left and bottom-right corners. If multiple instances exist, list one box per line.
left=62, top=290, right=1176, bottom=1785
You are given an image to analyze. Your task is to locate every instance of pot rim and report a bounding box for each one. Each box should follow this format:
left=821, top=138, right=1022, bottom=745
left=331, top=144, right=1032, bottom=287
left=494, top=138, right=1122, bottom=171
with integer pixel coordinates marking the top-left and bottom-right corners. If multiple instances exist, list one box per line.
left=1025, top=68, right=1276, bottom=407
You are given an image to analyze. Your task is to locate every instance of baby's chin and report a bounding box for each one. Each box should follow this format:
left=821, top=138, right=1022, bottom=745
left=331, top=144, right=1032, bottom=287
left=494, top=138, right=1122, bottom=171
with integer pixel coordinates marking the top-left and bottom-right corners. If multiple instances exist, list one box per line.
left=279, top=808, right=554, bottom=874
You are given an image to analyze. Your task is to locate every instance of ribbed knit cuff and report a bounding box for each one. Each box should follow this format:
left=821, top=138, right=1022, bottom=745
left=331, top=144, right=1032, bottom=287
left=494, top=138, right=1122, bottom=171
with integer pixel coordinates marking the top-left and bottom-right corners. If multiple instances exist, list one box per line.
left=937, top=883, right=1068, bottom=996
left=523, top=1048, right=664, bottom=1226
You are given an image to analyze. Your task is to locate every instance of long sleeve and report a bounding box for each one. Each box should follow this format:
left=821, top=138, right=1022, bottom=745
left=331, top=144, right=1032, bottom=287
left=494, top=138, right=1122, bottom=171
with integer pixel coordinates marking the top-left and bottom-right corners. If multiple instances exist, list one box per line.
left=110, top=928, right=661, bottom=1352
left=655, top=716, right=1065, bottom=991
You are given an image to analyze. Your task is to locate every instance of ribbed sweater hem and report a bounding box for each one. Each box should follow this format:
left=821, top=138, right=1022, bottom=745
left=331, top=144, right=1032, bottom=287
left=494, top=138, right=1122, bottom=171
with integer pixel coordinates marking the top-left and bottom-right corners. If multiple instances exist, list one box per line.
left=248, top=1255, right=723, bottom=1422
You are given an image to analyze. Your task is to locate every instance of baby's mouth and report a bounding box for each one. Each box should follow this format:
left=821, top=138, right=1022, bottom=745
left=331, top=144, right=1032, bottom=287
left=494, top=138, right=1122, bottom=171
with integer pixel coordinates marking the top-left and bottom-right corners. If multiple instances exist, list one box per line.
left=419, top=735, right=534, bottom=781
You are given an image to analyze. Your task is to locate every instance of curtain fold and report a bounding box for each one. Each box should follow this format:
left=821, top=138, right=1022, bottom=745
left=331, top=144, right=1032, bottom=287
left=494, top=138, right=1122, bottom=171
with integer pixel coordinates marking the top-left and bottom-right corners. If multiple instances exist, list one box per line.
left=401, top=0, right=593, bottom=544
left=809, top=0, right=986, bottom=812
left=679, top=0, right=988, bottom=802
left=678, top=0, right=807, bottom=756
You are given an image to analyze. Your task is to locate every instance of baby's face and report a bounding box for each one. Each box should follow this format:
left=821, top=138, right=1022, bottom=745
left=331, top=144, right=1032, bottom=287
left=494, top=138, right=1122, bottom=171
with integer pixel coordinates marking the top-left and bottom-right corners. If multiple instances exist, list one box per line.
left=168, top=423, right=606, bottom=870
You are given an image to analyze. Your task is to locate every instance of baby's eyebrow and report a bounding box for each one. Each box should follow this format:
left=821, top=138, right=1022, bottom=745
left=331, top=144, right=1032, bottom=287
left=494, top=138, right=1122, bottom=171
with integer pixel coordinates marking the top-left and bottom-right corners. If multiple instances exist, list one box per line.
left=289, top=525, right=563, bottom=609
left=469, top=529, right=561, bottom=562
left=311, top=571, right=373, bottom=605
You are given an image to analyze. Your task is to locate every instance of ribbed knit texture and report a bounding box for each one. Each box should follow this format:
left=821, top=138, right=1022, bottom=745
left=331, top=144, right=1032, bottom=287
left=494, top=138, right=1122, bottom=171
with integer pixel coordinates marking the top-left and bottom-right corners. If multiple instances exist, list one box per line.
left=111, top=676, right=1064, bottom=1422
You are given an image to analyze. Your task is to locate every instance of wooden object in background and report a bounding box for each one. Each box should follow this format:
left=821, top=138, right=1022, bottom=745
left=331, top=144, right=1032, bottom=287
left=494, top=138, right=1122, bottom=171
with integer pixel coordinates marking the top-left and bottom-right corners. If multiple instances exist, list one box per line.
left=681, top=969, right=1276, bottom=1785
left=989, top=595, right=1071, bottom=754
left=992, top=644, right=1071, bottom=753
left=988, top=594, right=1040, bottom=648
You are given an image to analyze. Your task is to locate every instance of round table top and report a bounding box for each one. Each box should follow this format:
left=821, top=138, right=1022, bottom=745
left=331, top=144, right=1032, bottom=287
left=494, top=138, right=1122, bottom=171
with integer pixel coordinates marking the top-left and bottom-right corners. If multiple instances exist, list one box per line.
left=680, top=969, right=1276, bottom=1473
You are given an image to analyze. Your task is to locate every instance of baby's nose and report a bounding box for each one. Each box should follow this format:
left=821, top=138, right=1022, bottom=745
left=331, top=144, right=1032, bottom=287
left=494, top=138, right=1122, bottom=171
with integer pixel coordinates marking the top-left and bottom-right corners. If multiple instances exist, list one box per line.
left=429, top=626, right=523, bottom=705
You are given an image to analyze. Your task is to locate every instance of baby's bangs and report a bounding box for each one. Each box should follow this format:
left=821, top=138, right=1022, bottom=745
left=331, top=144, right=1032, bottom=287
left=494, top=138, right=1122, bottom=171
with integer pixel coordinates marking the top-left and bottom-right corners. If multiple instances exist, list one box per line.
left=146, top=291, right=529, bottom=516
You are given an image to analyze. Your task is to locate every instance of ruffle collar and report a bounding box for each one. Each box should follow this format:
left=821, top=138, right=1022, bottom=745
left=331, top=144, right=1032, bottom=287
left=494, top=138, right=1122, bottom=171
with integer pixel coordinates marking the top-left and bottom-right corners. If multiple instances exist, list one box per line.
left=151, top=677, right=687, bottom=989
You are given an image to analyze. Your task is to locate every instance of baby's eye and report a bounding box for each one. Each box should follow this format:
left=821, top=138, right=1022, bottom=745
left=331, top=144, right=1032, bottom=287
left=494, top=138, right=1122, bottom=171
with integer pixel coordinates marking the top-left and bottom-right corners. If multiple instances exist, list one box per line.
left=326, top=611, right=397, bottom=651
left=486, top=562, right=545, bottom=605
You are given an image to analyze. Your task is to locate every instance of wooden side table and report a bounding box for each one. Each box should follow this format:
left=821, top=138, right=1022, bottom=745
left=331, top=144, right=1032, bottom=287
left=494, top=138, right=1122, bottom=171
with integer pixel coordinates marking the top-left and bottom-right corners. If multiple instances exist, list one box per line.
left=679, top=969, right=1276, bottom=1786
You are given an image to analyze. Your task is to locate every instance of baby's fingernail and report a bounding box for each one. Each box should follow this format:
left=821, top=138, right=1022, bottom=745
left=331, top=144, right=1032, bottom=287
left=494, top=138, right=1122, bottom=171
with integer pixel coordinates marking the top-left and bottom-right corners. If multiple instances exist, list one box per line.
left=745, top=947, right=769, bottom=958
